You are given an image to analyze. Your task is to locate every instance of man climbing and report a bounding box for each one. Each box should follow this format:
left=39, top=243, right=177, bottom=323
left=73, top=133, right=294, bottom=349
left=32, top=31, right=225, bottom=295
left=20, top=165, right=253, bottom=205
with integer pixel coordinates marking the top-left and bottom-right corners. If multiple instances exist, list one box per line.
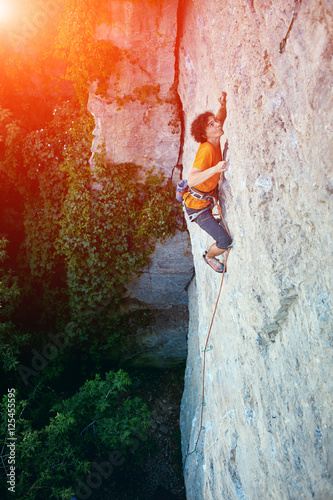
left=184, top=92, right=232, bottom=273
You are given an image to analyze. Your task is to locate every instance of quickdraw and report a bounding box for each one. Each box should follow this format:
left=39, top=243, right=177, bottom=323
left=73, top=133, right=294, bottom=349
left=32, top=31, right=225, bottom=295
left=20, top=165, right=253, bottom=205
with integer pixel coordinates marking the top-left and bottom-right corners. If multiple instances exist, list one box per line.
left=279, top=0, right=302, bottom=54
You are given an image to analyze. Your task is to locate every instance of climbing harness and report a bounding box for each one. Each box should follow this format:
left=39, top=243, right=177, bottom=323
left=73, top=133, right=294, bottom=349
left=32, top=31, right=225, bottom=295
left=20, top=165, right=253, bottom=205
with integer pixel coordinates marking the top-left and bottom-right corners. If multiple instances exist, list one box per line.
left=175, top=180, right=218, bottom=222
left=176, top=139, right=229, bottom=221
left=184, top=207, right=233, bottom=465
left=279, top=0, right=302, bottom=53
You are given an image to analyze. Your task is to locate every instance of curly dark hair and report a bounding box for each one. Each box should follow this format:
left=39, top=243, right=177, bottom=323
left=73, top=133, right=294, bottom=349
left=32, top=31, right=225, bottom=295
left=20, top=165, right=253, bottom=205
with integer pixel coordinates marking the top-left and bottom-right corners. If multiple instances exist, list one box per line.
left=190, top=111, right=214, bottom=143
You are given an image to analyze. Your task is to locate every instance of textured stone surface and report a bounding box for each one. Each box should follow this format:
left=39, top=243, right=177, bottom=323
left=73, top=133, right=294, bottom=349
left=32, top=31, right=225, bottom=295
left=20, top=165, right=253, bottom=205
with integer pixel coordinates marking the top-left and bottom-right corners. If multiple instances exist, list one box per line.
left=88, top=0, right=181, bottom=176
left=179, top=0, right=333, bottom=499
left=115, top=305, right=189, bottom=368
left=124, top=230, right=194, bottom=306
left=87, top=1, right=192, bottom=367
left=119, top=230, right=193, bottom=367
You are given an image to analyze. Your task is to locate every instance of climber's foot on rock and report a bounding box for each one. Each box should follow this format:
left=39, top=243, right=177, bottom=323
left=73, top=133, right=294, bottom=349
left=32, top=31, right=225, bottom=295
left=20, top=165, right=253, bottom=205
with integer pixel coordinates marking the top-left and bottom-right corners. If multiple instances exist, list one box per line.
left=203, top=252, right=226, bottom=274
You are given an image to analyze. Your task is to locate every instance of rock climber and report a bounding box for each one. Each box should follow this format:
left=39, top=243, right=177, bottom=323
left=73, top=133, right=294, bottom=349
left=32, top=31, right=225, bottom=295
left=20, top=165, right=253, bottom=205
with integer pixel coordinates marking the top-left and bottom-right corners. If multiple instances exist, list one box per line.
left=184, top=91, right=232, bottom=273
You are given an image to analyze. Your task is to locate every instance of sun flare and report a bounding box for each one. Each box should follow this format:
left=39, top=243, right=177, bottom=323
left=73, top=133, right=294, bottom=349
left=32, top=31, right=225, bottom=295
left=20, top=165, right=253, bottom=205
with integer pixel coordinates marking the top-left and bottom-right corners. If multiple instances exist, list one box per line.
left=0, top=0, right=13, bottom=22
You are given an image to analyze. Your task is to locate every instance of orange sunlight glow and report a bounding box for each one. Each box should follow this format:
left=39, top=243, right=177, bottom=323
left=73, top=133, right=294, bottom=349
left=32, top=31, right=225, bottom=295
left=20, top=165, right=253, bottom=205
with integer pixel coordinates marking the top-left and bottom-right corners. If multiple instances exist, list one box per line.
left=0, top=0, right=14, bottom=22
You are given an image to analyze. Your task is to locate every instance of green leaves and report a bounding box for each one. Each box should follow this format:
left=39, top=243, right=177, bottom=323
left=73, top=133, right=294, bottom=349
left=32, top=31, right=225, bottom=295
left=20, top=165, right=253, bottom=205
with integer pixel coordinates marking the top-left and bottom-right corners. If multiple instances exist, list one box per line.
left=54, top=149, right=182, bottom=313
left=1, top=370, right=151, bottom=498
left=0, top=239, right=31, bottom=372
left=0, top=97, right=182, bottom=328
left=55, top=0, right=123, bottom=104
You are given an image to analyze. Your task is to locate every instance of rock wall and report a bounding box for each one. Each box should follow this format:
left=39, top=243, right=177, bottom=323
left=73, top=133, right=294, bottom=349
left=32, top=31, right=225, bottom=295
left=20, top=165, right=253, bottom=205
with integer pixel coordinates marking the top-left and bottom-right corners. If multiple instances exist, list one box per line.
left=178, top=0, right=333, bottom=499
left=88, top=0, right=332, bottom=494
left=87, top=0, right=193, bottom=366
left=120, top=231, right=193, bottom=367
left=123, top=231, right=193, bottom=307
left=88, top=0, right=181, bottom=176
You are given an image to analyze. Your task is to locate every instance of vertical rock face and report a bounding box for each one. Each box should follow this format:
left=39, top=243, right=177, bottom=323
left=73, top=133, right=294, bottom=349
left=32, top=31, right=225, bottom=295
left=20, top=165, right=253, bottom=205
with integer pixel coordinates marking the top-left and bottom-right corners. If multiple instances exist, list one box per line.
left=124, top=231, right=193, bottom=307
left=88, top=0, right=181, bottom=176
left=119, top=230, right=194, bottom=367
left=179, top=1, right=332, bottom=499
left=88, top=0, right=332, bottom=494
left=87, top=0, right=192, bottom=366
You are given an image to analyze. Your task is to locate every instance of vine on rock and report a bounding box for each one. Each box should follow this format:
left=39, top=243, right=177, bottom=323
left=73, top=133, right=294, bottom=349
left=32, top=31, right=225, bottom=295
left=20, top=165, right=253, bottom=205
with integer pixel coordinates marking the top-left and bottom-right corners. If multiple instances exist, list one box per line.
left=0, top=100, right=182, bottom=318
left=58, top=148, right=182, bottom=313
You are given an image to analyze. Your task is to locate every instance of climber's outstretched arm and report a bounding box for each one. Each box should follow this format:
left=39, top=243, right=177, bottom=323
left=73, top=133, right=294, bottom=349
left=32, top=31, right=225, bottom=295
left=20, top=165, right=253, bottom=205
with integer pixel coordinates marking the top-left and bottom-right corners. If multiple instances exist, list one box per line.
left=215, top=91, right=227, bottom=125
left=188, top=91, right=228, bottom=188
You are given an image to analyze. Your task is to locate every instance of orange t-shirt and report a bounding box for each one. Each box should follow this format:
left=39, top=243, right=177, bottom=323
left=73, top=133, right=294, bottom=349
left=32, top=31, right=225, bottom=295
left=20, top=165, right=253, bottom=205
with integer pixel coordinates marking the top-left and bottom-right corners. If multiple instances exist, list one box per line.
left=184, top=142, right=222, bottom=210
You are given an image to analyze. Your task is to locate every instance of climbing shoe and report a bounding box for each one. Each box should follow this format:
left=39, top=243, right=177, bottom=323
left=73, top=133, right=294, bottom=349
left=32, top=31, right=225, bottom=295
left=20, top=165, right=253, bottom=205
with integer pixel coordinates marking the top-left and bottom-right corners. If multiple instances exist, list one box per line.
left=203, top=252, right=226, bottom=274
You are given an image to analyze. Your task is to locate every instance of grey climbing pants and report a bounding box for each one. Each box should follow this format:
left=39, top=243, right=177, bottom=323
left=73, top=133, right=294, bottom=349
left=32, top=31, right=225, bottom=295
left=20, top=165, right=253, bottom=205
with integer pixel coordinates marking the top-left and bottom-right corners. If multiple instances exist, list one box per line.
left=185, top=205, right=232, bottom=250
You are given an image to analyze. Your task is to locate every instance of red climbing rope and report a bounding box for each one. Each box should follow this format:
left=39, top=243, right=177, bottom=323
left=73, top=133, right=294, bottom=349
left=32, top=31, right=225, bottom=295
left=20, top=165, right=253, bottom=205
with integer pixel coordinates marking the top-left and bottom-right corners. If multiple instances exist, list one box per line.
left=185, top=206, right=232, bottom=463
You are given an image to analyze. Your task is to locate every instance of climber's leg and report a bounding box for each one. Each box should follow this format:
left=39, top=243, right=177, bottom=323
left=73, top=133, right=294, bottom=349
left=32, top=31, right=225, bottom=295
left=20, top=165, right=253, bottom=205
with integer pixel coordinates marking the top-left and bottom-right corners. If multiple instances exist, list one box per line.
left=206, top=243, right=226, bottom=259
left=194, top=208, right=232, bottom=252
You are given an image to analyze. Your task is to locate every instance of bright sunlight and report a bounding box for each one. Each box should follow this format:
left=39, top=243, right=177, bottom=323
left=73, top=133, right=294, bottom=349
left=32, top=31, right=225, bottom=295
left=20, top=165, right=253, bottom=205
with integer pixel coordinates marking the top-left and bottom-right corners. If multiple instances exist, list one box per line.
left=0, top=0, right=14, bottom=22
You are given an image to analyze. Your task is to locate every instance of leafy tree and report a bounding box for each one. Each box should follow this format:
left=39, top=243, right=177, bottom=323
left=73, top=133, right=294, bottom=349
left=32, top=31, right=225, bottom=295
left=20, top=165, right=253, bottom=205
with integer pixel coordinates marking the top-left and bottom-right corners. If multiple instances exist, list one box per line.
left=0, top=238, right=31, bottom=372
left=0, top=98, right=182, bottom=319
left=0, top=370, right=151, bottom=499
left=0, top=2, right=182, bottom=498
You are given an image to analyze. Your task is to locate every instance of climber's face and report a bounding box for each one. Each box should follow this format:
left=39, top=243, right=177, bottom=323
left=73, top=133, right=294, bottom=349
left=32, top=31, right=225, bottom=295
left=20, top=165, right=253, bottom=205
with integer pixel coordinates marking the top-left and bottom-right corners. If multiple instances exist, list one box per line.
left=205, top=115, right=224, bottom=141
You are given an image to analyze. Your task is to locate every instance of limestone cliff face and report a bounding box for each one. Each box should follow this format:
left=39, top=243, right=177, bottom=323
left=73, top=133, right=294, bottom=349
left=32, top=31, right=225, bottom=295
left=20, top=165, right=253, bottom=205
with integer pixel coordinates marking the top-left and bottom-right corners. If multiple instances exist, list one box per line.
left=87, top=0, right=193, bottom=366
left=179, top=1, right=333, bottom=499
left=89, top=0, right=332, bottom=495
left=88, top=0, right=181, bottom=176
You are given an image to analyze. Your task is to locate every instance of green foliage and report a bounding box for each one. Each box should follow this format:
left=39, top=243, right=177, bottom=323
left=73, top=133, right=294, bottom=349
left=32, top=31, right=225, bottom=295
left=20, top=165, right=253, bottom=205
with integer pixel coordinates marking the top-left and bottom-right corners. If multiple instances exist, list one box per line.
left=55, top=0, right=123, bottom=104
left=0, top=239, right=31, bottom=372
left=23, top=103, right=94, bottom=284
left=115, top=84, right=162, bottom=109
left=0, top=239, right=20, bottom=319
left=0, top=323, right=30, bottom=372
left=0, top=101, right=92, bottom=314
left=0, top=370, right=151, bottom=499
left=56, top=150, right=181, bottom=312
left=1, top=96, right=182, bottom=324
left=0, top=0, right=184, bottom=319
